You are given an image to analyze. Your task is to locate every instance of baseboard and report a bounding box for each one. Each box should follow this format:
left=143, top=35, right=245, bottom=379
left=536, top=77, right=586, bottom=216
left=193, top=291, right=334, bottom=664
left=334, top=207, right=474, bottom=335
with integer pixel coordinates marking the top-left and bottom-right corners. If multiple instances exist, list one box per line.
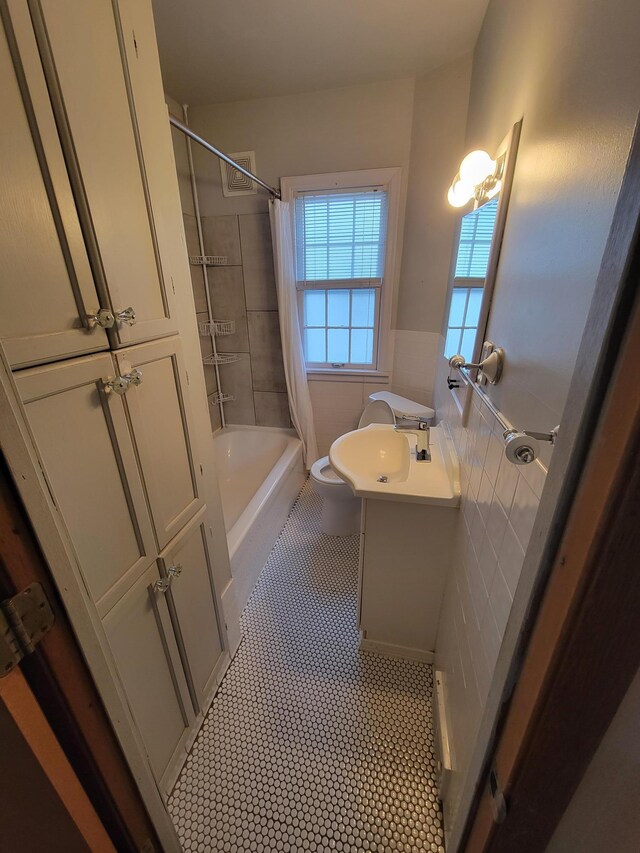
left=220, top=577, right=241, bottom=657
left=359, top=636, right=435, bottom=663
left=433, top=669, right=453, bottom=801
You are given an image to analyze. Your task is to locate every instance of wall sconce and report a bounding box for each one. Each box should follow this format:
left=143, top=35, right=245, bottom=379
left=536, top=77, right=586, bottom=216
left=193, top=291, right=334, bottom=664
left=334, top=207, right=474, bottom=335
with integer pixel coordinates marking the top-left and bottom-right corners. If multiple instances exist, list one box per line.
left=447, top=148, right=504, bottom=208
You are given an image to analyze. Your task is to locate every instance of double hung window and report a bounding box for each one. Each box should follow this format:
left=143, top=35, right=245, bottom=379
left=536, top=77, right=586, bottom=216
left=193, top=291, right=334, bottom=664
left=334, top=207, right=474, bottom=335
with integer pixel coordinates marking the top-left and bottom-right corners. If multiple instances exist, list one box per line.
left=294, top=188, right=388, bottom=369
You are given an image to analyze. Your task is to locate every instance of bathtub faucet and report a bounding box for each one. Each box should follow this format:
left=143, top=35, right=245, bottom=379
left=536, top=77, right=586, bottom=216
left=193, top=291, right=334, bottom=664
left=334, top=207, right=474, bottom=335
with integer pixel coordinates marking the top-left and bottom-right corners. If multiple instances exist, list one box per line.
left=394, top=418, right=431, bottom=462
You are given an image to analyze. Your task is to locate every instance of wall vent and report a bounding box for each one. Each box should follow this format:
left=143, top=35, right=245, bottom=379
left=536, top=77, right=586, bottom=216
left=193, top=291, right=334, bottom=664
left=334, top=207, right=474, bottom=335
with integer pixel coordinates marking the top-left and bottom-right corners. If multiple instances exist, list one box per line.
left=220, top=151, right=257, bottom=197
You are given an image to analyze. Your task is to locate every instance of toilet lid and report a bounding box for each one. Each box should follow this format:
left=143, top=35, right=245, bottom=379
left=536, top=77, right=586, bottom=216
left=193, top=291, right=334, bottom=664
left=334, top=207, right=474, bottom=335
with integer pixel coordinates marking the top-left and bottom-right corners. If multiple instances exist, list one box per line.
left=357, top=399, right=396, bottom=428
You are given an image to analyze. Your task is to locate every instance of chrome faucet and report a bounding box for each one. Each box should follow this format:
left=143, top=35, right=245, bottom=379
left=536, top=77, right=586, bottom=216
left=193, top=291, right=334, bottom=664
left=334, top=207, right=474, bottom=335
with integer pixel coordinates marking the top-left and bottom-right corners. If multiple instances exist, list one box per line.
left=394, top=417, right=432, bottom=462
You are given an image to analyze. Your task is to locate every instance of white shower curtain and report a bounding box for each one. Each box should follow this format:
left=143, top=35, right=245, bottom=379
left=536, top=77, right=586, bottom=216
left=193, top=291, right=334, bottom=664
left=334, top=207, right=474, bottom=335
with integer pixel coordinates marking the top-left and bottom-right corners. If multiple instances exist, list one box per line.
left=269, top=198, right=318, bottom=468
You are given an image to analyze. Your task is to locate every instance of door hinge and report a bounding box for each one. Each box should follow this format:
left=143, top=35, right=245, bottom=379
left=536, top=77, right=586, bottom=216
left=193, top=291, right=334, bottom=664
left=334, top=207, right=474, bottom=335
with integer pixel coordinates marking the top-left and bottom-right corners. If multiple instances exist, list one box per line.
left=0, top=583, right=55, bottom=677
left=489, top=764, right=507, bottom=824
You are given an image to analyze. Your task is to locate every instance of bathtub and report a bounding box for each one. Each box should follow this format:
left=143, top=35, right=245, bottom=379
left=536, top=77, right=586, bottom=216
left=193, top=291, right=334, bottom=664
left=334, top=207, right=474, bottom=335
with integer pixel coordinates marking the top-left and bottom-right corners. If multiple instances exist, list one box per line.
left=213, top=425, right=305, bottom=614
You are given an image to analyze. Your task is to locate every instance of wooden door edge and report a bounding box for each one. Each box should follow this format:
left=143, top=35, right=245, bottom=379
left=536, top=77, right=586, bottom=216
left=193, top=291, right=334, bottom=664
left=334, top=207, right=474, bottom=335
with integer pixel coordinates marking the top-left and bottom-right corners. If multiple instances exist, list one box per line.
left=0, top=667, right=117, bottom=853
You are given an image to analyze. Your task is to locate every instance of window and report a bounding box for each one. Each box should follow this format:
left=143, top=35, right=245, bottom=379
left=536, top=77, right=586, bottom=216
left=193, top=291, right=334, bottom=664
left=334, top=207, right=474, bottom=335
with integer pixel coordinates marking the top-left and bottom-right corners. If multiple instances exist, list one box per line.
left=445, top=198, right=499, bottom=362
left=295, top=188, right=388, bottom=368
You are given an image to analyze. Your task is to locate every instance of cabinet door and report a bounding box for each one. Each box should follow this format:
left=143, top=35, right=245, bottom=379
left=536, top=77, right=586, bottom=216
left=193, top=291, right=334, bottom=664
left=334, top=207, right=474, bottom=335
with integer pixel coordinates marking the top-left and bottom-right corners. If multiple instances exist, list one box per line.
left=28, top=0, right=177, bottom=347
left=14, top=353, right=157, bottom=617
left=159, top=510, right=225, bottom=713
left=0, top=7, right=107, bottom=368
left=116, top=0, right=190, bottom=304
left=115, top=338, right=202, bottom=549
left=102, top=563, right=193, bottom=789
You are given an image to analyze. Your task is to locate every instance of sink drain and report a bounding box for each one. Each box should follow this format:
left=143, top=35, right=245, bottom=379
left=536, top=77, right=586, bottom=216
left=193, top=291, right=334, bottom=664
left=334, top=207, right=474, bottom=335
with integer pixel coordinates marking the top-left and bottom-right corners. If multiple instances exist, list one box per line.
left=377, top=475, right=388, bottom=483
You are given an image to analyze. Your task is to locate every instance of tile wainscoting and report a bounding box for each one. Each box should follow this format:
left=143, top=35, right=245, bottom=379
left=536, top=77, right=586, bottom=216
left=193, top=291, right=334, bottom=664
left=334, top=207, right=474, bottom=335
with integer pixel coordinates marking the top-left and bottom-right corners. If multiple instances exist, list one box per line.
left=433, top=354, right=546, bottom=834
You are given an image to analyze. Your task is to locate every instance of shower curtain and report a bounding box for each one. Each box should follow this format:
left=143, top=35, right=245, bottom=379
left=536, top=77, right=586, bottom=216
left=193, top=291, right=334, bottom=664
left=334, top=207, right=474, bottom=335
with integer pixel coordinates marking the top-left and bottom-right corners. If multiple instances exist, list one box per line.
left=269, top=198, right=318, bottom=468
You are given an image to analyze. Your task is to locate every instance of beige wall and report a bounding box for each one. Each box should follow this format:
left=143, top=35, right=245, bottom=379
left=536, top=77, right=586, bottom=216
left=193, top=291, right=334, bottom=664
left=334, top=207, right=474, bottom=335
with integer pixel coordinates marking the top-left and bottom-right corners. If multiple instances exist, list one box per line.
left=433, top=0, right=640, bottom=843
left=183, top=70, right=473, bottom=447
left=397, top=55, right=472, bottom=334
left=187, top=78, right=415, bottom=220
left=546, top=667, right=640, bottom=853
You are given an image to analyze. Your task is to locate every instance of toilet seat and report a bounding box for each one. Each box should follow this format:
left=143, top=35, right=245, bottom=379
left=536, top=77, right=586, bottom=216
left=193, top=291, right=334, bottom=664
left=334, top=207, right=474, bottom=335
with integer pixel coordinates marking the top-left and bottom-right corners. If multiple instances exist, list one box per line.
left=357, top=399, right=395, bottom=428
left=310, top=456, right=344, bottom=485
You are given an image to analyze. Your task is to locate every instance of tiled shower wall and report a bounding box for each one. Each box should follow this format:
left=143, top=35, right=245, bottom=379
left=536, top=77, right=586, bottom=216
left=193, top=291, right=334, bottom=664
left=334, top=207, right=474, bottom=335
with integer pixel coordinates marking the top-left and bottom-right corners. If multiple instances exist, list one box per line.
left=182, top=211, right=290, bottom=431
left=433, top=354, right=545, bottom=832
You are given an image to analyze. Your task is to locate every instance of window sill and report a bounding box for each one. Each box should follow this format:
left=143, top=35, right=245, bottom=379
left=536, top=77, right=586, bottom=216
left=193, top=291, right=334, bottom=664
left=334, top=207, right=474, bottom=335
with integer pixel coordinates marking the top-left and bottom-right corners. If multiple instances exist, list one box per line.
left=306, top=368, right=390, bottom=383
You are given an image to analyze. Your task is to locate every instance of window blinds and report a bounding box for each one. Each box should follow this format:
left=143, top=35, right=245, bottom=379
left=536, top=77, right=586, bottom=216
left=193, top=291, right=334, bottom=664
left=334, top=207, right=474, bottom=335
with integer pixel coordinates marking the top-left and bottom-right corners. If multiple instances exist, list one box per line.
left=295, top=189, right=388, bottom=284
left=454, top=197, right=499, bottom=279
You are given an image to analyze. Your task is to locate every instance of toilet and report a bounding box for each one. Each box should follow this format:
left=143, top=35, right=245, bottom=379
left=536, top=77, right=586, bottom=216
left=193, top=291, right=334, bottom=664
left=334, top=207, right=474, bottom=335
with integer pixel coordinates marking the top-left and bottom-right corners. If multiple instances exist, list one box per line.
left=310, top=391, right=435, bottom=536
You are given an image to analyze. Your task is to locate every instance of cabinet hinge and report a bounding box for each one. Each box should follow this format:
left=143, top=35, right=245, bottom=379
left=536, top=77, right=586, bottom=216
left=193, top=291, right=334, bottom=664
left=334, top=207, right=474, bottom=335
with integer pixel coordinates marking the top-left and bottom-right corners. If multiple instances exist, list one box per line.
left=0, top=583, right=55, bottom=677
left=488, top=764, right=507, bottom=824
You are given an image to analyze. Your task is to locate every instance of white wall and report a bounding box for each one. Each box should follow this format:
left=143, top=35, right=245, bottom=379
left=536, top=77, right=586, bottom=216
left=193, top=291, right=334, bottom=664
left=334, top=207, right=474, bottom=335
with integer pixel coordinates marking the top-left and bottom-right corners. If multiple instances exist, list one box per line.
left=433, top=0, right=640, bottom=841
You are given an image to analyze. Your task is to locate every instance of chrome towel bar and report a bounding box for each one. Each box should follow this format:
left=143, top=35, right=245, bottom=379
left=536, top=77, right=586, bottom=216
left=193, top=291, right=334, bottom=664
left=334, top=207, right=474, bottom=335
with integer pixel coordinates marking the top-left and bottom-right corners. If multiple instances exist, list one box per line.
left=448, top=354, right=559, bottom=465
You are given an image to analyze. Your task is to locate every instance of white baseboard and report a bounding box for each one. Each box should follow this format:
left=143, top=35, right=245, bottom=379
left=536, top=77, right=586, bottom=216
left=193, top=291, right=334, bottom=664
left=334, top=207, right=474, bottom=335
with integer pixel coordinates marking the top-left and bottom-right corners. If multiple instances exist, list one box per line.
left=359, top=636, right=434, bottom=663
left=220, top=577, right=241, bottom=657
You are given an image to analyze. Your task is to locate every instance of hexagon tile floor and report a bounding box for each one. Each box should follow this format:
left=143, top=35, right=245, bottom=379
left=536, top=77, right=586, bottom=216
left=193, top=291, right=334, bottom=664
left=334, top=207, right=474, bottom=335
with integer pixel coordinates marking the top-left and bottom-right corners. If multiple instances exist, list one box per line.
left=168, top=481, right=445, bottom=852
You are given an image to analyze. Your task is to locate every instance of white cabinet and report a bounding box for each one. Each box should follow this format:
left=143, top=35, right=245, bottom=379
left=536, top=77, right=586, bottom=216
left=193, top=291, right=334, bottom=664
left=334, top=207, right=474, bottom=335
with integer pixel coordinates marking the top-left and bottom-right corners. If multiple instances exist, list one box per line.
left=159, top=511, right=225, bottom=712
left=0, top=10, right=108, bottom=368
left=1, top=0, right=232, bottom=801
left=2, top=0, right=178, bottom=365
left=102, top=563, right=193, bottom=788
left=14, top=353, right=157, bottom=617
left=359, top=498, right=455, bottom=657
left=114, top=337, right=203, bottom=549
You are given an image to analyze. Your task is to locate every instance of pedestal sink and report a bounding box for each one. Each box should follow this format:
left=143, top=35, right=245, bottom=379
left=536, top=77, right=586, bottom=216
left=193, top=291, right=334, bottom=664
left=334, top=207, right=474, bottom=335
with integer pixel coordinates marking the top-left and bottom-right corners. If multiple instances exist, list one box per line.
left=329, top=423, right=460, bottom=505
left=329, top=423, right=461, bottom=659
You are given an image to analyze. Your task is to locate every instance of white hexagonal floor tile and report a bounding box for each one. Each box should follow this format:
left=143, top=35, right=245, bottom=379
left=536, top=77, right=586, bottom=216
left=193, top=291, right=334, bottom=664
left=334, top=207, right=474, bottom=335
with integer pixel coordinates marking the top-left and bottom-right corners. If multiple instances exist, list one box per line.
left=168, top=481, right=445, bottom=852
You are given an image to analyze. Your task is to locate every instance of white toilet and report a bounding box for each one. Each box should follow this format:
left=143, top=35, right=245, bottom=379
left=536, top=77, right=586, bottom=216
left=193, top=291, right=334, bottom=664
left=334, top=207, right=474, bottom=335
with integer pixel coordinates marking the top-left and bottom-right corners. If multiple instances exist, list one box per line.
left=310, top=391, right=435, bottom=536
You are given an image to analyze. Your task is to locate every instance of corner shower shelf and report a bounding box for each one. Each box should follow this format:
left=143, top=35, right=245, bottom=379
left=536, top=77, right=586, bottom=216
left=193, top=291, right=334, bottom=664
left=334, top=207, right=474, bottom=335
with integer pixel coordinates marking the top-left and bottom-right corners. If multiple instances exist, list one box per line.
left=189, top=255, right=228, bottom=266
left=199, top=320, right=236, bottom=337
left=211, top=392, right=234, bottom=405
left=203, top=352, right=240, bottom=366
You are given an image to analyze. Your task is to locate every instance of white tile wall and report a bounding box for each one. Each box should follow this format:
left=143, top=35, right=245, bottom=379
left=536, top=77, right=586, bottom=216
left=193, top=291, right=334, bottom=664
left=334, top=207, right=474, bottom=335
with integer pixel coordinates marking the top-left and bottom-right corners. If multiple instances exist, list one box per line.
left=308, top=377, right=390, bottom=458
left=433, top=355, right=547, bottom=835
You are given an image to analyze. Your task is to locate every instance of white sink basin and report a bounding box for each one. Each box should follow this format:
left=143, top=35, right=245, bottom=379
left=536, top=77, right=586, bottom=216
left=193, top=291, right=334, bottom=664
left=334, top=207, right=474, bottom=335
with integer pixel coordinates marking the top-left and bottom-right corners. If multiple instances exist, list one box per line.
left=329, top=424, right=460, bottom=506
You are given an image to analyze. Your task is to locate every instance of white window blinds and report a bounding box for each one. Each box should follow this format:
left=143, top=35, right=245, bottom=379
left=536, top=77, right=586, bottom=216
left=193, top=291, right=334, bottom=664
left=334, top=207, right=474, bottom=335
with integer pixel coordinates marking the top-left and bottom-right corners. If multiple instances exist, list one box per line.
left=295, top=188, right=388, bottom=285
left=454, top=197, right=499, bottom=279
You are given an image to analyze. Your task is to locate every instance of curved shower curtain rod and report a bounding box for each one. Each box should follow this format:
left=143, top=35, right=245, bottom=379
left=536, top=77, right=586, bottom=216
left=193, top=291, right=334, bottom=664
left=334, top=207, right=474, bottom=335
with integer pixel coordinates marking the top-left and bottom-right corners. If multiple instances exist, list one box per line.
left=169, top=114, right=281, bottom=199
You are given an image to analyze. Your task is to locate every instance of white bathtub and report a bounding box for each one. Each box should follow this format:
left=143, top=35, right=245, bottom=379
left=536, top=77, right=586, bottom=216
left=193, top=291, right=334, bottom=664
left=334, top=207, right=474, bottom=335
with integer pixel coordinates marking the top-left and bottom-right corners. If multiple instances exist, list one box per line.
left=213, top=425, right=305, bottom=614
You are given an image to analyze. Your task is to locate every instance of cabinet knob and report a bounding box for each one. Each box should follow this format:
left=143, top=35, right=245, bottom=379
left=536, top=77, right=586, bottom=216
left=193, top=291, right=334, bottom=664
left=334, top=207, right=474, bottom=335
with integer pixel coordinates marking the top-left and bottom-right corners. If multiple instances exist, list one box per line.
left=102, top=369, right=142, bottom=396
left=102, top=375, right=130, bottom=396
left=123, top=368, right=143, bottom=387
left=153, top=577, right=171, bottom=594
left=153, top=565, right=182, bottom=594
left=116, top=307, right=136, bottom=326
left=86, top=308, right=115, bottom=329
left=86, top=307, right=136, bottom=329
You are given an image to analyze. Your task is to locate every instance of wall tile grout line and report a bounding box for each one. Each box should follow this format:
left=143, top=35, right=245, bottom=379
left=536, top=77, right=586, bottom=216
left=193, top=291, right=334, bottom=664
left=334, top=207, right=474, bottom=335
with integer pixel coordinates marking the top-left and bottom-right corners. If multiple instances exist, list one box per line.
left=168, top=481, right=445, bottom=852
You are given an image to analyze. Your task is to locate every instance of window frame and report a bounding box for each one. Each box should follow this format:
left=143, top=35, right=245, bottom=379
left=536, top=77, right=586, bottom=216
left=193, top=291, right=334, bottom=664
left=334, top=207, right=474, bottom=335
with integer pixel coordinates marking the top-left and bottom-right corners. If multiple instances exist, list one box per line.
left=281, top=168, right=403, bottom=378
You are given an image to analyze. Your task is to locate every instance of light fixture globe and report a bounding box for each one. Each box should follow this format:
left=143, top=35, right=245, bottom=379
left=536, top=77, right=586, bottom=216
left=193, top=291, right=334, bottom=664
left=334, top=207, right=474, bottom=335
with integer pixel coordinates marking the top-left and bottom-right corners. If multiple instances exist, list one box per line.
left=447, top=176, right=474, bottom=208
left=459, top=149, right=496, bottom=186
